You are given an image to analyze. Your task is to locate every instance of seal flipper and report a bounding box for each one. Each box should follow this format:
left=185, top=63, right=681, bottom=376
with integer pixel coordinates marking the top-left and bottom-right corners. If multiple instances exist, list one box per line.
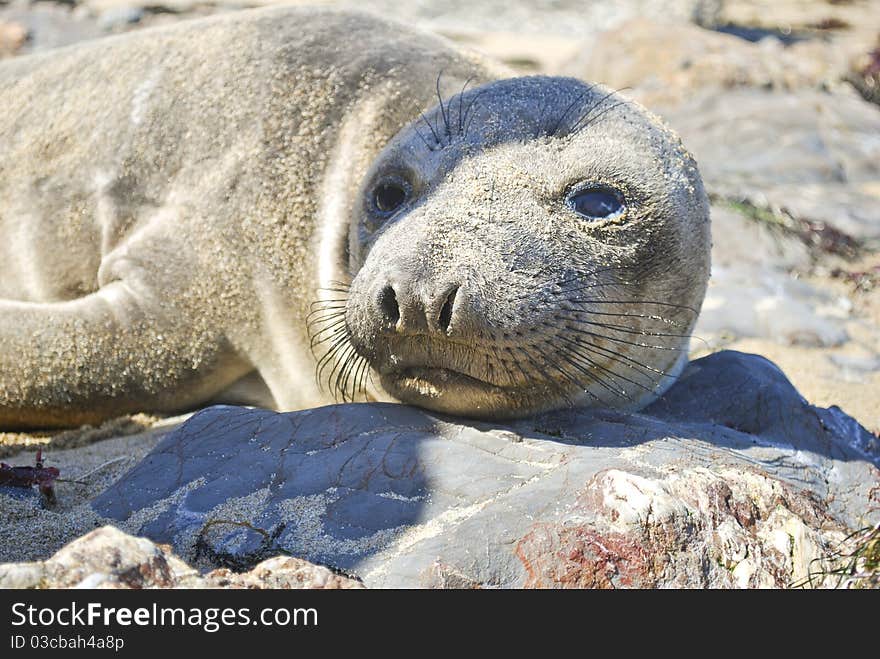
left=0, top=282, right=251, bottom=429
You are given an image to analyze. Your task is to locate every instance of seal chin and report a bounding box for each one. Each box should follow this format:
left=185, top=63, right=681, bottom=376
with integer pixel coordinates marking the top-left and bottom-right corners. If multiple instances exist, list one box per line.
left=379, top=366, right=540, bottom=419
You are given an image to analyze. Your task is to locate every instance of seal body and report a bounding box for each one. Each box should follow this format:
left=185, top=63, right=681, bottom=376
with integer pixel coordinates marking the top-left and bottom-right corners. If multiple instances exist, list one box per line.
left=0, top=7, right=710, bottom=428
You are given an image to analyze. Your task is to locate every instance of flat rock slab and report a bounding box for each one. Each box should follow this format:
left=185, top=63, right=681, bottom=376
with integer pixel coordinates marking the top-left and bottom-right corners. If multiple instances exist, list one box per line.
left=92, top=351, right=879, bottom=588
left=663, top=88, right=880, bottom=245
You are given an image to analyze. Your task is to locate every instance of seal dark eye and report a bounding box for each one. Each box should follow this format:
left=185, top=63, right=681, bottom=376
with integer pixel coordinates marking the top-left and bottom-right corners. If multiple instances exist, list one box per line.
left=567, top=186, right=625, bottom=220
left=372, top=180, right=408, bottom=215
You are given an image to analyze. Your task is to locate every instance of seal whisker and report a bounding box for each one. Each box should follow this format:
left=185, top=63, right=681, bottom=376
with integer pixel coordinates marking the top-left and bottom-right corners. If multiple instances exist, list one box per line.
left=549, top=87, right=592, bottom=137
left=344, top=352, right=369, bottom=400
left=306, top=313, right=347, bottom=329
left=306, top=304, right=347, bottom=317
left=329, top=342, right=358, bottom=400
left=413, top=126, right=435, bottom=151
left=307, top=314, right=346, bottom=333
left=493, top=346, right=519, bottom=388
left=563, top=324, right=681, bottom=351
left=351, top=355, right=372, bottom=401
left=456, top=76, right=474, bottom=135
left=336, top=345, right=363, bottom=402
left=529, top=344, right=603, bottom=404
left=306, top=303, right=347, bottom=316
left=517, top=346, right=582, bottom=406
left=435, top=70, right=452, bottom=140
left=564, top=316, right=694, bottom=339
left=419, top=113, right=442, bottom=148
left=307, top=321, right=347, bottom=340
left=308, top=324, right=347, bottom=351
left=308, top=278, right=372, bottom=402
left=552, top=341, right=638, bottom=399
left=556, top=336, right=658, bottom=395
left=332, top=349, right=355, bottom=401
left=572, top=100, right=629, bottom=134
left=562, top=334, right=672, bottom=378
left=568, top=298, right=700, bottom=315
left=305, top=309, right=346, bottom=329
left=509, top=263, right=642, bottom=301
left=504, top=345, right=538, bottom=389
left=566, top=309, right=682, bottom=326
left=315, top=333, right=354, bottom=391
left=462, top=89, right=489, bottom=138
left=352, top=352, right=372, bottom=400
left=309, top=300, right=348, bottom=311
left=568, top=88, right=626, bottom=135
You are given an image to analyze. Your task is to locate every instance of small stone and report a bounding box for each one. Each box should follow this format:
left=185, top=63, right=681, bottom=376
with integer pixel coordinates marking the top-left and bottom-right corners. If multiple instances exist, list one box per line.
left=490, top=429, right=523, bottom=443
left=97, top=7, right=144, bottom=32
left=0, top=526, right=360, bottom=589
left=0, top=20, right=27, bottom=58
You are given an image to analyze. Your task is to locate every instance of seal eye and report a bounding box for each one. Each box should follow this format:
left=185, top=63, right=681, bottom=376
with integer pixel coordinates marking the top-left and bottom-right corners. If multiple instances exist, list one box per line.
left=567, top=187, right=625, bottom=220
left=372, top=180, right=408, bottom=215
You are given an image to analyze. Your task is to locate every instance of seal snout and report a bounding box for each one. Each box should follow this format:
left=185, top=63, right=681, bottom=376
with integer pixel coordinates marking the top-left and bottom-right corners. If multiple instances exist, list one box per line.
left=375, top=279, right=463, bottom=336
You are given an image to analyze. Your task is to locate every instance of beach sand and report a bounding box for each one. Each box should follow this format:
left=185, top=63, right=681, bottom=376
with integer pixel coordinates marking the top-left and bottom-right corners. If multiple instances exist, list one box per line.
left=0, top=416, right=187, bottom=564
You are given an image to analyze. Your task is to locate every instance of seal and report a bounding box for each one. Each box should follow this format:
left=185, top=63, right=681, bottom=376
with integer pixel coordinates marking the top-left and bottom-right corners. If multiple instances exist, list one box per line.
left=0, top=7, right=710, bottom=428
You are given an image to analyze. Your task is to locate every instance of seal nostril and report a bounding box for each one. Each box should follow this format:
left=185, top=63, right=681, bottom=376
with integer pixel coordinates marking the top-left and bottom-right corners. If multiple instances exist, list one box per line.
left=438, top=285, right=459, bottom=333
left=378, top=285, right=399, bottom=325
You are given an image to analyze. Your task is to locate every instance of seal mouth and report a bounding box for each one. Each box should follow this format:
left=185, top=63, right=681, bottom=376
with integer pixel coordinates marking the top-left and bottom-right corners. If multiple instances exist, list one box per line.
left=380, top=359, right=605, bottom=419
left=389, top=366, right=501, bottom=396
left=378, top=364, right=525, bottom=417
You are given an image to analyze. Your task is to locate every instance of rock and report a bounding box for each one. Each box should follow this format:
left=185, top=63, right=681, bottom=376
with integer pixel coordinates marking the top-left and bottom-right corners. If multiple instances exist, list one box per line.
left=0, top=526, right=197, bottom=588
left=0, top=19, right=26, bottom=57
left=91, top=351, right=879, bottom=588
left=663, top=87, right=880, bottom=246
left=716, top=0, right=880, bottom=37
left=848, top=36, right=880, bottom=106
left=97, top=6, right=144, bottom=32
left=79, top=0, right=722, bottom=36
left=696, top=204, right=855, bottom=348
left=561, top=19, right=857, bottom=106
left=205, top=556, right=363, bottom=589
left=0, top=4, right=103, bottom=54
left=0, top=525, right=363, bottom=589
left=443, top=29, right=582, bottom=74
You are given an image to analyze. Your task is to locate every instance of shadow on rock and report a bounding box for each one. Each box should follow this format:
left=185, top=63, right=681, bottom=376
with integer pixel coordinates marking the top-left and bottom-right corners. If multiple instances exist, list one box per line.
left=92, top=351, right=880, bottom=588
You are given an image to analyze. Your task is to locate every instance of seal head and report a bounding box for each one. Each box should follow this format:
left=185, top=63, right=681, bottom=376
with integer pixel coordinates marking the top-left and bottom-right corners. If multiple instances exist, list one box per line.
left=317, top=76, right=710, bottom=419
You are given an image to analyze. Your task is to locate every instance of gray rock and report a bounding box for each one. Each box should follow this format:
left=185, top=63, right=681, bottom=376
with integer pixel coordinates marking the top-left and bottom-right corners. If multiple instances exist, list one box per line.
left=81, top=0, right=721, bottom=37
left=663, top=88, right=880, bottom=244
left=92, top=351, right=879, bottom=588
left=697, top=204, right=852, bottom=348
left=0, top=4, right=103, bottom=54
left=97, top=6, right=144, bottom=32
left=560, top=19, right=859, bottom=106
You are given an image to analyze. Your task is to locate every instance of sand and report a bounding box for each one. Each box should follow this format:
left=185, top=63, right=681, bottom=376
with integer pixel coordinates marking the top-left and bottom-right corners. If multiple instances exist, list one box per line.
left=0, top=416, right=187, bottom=564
